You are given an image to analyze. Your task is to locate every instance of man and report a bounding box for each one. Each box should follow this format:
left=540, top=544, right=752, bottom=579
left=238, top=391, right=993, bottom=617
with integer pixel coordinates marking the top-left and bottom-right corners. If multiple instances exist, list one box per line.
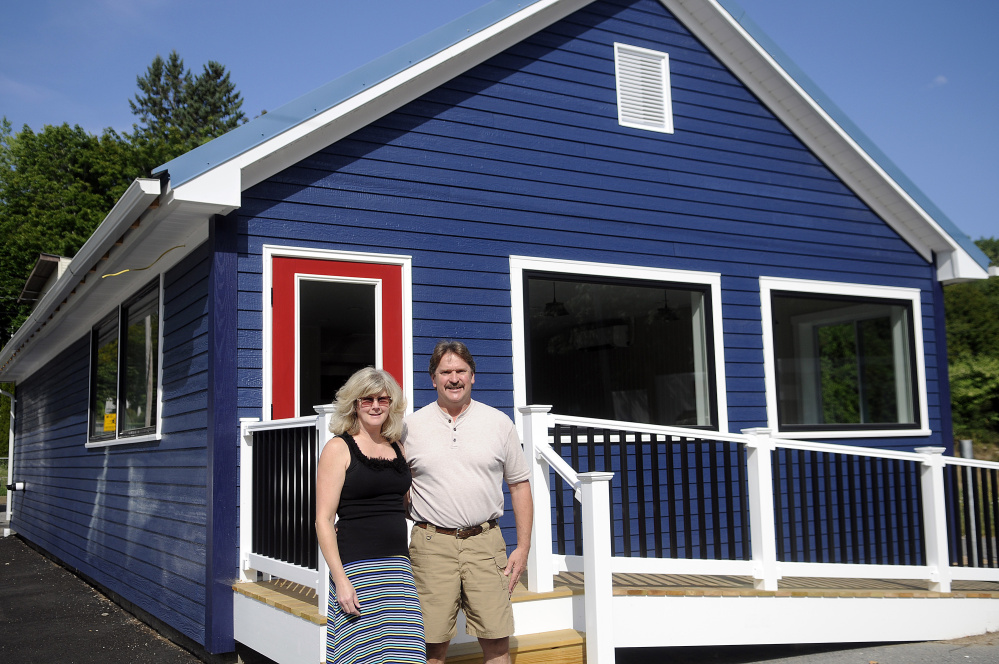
left=404, top=340, right=533, bottom=664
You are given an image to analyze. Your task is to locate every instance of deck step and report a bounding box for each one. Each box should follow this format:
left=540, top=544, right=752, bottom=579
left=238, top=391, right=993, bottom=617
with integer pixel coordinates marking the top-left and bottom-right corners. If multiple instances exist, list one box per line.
left=445, top=629, right=585, bottom=663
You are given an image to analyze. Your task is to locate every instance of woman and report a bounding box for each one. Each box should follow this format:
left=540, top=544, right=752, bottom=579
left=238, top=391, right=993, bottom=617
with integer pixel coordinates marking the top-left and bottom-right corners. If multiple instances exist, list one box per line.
left=316, top=367, right=424, bottom=663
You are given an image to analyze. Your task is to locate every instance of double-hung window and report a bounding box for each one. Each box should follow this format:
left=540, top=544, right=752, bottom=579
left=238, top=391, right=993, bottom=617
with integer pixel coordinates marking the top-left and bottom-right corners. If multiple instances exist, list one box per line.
left=760, top=277, right=928, bottom=437
left=89, top=279, right=161, bottom=444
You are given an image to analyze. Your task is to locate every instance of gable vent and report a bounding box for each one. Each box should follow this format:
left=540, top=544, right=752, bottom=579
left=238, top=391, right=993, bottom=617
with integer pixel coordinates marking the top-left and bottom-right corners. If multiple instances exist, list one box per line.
left=614, top=43, right=673, bottom=134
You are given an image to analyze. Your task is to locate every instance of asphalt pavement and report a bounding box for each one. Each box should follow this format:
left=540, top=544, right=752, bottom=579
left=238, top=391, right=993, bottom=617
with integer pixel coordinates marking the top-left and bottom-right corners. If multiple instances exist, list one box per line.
left=0, top=531, right=203, bottom=663
left=2, top=511, right=998, bottom=664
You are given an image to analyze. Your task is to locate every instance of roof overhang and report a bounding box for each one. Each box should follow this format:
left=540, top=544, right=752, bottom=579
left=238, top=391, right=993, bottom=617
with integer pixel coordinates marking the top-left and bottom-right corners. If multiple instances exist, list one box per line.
left=0, top=178, right=223, bottom=381
left=17, top=254, right=69, bottom=306
left=163, top=0, right=988, bottom=284
left=669, top=0, right=989, bottom=283
left=164, top=0, right=594, bottom=208
left=4, top=0, right=989, bottom=384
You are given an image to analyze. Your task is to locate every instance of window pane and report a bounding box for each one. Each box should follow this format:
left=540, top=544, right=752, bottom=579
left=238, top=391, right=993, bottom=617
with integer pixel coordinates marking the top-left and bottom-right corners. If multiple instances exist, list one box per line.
left=526, top=275, right=715, bottom=427
left=120, top=287, right=159, bottom=434
left=772, top=293, right=917, bottom=429
left=299, top=280, right=376, bottom=415
left=90, top=314, right=119, bottom=439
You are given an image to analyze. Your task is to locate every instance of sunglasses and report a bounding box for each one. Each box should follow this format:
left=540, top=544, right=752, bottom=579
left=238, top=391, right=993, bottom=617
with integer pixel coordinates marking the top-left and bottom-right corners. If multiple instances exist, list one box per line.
left=358, top=396, right=392, bottom=408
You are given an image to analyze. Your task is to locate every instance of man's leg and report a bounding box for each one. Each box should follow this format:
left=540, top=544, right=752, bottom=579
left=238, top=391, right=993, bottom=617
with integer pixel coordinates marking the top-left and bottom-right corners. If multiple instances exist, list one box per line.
left=478, top=636, right=510, bottom=664
left=426, top=640, right=450, bottom=664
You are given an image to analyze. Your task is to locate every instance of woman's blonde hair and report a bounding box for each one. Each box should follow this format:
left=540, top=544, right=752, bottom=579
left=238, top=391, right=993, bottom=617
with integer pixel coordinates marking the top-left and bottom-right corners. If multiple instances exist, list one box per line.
left=328, top=367, right=406, bottom=442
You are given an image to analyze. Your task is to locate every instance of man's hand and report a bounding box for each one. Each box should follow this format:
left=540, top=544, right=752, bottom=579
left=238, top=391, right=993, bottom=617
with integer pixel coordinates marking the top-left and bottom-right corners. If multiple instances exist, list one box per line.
left=505, top=479, right=534, bottom=595
left=503, top=545, right=529, bottom=595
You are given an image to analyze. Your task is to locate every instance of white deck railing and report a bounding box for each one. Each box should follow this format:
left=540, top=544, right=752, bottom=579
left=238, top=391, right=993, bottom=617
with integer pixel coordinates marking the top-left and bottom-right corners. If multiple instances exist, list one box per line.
left=519, top=405, right=999, bottom=664
left=236, top=406, right=999, bottom=664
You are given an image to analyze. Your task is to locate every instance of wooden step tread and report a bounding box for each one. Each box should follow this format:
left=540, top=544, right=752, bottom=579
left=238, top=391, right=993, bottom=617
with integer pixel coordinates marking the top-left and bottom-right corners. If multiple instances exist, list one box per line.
left=233, top=579, right=324, bottom=625
left=446, top=629, right=585, bottom=663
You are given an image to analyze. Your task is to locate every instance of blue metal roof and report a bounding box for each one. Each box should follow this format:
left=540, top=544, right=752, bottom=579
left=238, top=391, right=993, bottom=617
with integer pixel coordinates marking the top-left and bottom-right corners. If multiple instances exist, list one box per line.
left=155, top=0, right=536, bottom=188
left=158, top=0, right=990, bottom=271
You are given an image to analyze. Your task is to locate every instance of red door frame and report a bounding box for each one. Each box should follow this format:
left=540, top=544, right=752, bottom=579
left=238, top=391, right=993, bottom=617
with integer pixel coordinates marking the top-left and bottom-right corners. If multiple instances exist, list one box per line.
left=271, top=257, right=404, bottom=419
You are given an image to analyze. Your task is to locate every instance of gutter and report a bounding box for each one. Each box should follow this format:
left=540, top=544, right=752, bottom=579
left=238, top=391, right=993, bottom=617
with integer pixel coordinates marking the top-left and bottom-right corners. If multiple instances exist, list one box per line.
left=0, top=178, right=162, bottom=378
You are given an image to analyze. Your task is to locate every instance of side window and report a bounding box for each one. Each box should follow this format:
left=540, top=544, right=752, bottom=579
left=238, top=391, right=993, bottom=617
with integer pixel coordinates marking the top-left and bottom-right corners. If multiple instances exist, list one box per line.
left=761, top=278, right=926, bottom=436
left=523, top=273, right=717, bottom=428
left=89, top=279, right=160, bottom=443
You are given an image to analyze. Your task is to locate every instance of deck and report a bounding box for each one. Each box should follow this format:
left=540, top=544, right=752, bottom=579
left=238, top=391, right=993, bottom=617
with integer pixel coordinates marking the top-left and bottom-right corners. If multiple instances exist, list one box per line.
left=233, top=573, right=999, bottom=663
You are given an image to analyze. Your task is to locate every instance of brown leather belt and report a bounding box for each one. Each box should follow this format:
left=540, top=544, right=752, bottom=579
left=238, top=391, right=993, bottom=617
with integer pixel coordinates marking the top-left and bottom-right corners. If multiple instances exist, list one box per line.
left=415, top=519, right=498, bottom=539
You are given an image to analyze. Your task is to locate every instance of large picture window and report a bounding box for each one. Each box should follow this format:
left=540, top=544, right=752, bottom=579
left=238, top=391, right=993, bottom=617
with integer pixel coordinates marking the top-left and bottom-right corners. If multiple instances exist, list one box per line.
left=89, top=280, right=160, bottom=443
left=523, top=273, right=717, bottom=428
left=761, top=277, right=926, bottom=436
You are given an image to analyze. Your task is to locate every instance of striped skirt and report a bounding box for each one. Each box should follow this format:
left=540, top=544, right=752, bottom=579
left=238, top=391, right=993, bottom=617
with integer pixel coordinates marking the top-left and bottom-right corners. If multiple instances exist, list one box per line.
left=327, top=556, right=425, bottom=664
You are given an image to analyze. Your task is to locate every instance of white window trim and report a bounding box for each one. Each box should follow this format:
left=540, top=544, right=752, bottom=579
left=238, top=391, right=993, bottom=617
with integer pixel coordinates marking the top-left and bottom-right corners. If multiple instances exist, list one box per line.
left=510, top=256, right=728, bottom=432
left=759, top=276, right=931, bottom=439
left=86, top=274, right=164, bottom=448
left=261, top=245, right=414, bottom=421
left=614, top=42, right=674, bottom=134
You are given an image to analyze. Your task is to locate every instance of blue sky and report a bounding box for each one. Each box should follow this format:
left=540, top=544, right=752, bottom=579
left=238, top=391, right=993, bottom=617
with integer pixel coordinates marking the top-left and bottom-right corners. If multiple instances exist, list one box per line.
left=1, top=0, right=995, bottom=242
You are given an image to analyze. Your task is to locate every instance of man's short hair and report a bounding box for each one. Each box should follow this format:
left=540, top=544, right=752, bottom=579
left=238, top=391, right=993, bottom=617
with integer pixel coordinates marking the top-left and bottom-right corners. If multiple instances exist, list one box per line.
left=429, top=340, right=476, bottom=377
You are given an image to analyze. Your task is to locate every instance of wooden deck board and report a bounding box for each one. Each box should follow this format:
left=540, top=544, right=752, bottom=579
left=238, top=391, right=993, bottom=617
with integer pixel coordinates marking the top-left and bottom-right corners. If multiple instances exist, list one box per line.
left=234, top=572, right=999, bottom=622
left=553, top=572, right=999, bottom=598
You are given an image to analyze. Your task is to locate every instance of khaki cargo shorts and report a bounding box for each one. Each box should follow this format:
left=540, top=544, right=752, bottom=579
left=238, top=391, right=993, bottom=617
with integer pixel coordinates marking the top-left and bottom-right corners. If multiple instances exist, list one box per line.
left=409, top=522, right=515, bottom=642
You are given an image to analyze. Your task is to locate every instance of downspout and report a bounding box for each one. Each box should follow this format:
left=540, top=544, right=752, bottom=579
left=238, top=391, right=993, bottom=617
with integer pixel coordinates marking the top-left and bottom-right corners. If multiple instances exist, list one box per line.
left=2, top=387, right=16, bottom=533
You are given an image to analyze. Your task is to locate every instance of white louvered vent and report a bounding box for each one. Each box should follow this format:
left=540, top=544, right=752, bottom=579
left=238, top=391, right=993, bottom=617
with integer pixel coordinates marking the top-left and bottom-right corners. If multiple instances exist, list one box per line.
left=614, top=43, right=673, bottom=134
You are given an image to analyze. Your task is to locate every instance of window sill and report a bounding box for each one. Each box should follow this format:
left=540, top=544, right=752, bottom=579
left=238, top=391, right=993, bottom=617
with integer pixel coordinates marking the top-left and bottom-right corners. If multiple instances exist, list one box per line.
left=771, top=428, right=932, bottom=440
left=86, top=432, right=161, bottom=448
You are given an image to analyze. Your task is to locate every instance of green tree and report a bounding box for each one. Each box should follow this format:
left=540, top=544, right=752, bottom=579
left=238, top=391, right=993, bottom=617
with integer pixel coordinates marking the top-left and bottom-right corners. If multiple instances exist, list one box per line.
left=128, top=51, right=245, bottom=165
left=0, top=119, right=139, bottom=338
left=0, top=52, right=246, bottom=341
left=946, top=238, right=999, bottom=452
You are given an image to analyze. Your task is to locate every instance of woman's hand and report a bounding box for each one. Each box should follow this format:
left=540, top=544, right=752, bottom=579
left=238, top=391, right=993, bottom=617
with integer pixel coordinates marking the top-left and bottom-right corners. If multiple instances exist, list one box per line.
left=334, top=577, right=362, bottom=616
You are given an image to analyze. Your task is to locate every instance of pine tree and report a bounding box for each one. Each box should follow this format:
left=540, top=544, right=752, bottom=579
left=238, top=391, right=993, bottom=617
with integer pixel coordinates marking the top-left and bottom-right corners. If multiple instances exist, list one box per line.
left=0, top=52, right=247, bottom=341
left=128, top=50, right=245, bottom=161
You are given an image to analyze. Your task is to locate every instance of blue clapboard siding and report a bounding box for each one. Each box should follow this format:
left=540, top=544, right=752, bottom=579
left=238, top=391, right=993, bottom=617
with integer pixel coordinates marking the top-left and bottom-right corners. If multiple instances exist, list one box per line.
left=235, top=0, right=942, bottom=452
left=11, top=242, right=212, bottom=646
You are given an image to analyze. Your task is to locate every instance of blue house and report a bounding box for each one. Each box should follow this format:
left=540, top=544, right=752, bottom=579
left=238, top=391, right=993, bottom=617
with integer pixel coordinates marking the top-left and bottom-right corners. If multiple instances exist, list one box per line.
left=3, top=0, right=994, bottom=661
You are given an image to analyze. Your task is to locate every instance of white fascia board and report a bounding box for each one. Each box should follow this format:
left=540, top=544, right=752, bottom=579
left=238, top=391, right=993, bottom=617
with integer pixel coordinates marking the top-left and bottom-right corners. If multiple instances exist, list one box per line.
left=0, top=178, right=162, bottom=379
left=664, top=0, right=985, bottom=282
left=937, top=250, right=990, bottom=284
left=176, top=0, right=592, bottom=206
left=169, top=161, right=242, bottom=211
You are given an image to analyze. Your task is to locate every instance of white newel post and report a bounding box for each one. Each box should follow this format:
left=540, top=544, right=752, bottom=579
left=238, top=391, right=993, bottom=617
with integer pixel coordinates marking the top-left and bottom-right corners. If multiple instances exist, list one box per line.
left=519, top=405, right=554, bottom=593
left=742, top=428, right=780, bottom=591
left=238, top=418, right=259, bottom=583
left=915, top=446, right=951, bottom=593
left=315, top=405, right=335, bottom=663
left=580, top=471, right=615, bottom=664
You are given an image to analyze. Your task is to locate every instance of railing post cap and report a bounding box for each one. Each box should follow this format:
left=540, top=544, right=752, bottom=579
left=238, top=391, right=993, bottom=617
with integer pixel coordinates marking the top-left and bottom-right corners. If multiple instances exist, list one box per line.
left=740, top=427, right=772, bottom=436
left=914, top=446, right=946, bottom=456
left=518, top=404, right=552, bottom=414
left=314, top=404, right=336, bottom=415
left=239, top=417, right=260, bottom=423
left=578, top=471, right=615, bottom=483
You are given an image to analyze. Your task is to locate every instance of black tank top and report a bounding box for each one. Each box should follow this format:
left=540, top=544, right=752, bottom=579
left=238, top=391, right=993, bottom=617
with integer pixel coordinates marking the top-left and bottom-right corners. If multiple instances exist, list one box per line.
left=335, top=432, right=412, bottom=564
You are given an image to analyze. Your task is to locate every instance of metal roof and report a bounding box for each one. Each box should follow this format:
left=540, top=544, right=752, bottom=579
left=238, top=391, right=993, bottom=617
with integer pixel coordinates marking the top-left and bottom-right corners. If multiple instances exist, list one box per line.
left=155, top=0, right=990, bottom=272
